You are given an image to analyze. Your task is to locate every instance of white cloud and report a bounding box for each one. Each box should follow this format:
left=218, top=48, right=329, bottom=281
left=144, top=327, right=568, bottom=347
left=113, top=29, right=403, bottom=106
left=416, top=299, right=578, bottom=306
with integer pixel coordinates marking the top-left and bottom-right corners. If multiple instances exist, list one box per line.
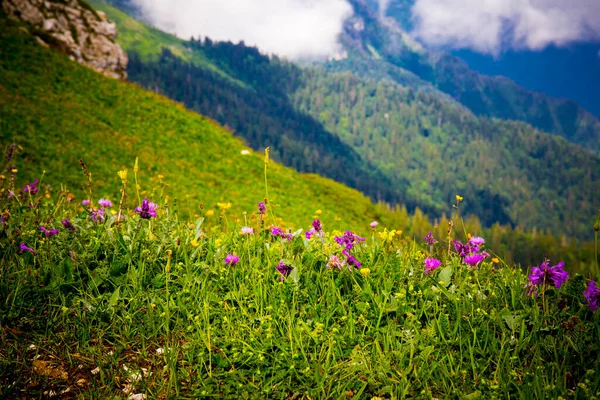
left=410, top=0, right=600, bottom=55
left=130, top=0, right=353, bottom=59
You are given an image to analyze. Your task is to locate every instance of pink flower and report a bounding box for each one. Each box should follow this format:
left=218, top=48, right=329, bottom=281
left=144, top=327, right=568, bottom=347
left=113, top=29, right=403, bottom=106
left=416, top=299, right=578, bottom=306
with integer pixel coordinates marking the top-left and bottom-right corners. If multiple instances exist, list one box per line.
left=424, top=258, right=442, bottom=275
left=370, top=221, right=378, bottom=228
left=224, top=254, right=240, bottom=265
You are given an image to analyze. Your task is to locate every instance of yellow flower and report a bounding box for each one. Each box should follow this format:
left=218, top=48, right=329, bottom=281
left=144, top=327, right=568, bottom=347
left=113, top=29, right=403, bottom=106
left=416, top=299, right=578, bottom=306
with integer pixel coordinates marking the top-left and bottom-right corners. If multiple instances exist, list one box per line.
left=492, top=257, right=500, bottom=264
left=467, top=233, right=472, bottom=239
left=118, top=169, right=127, bottom=182
left=456, top=195, right=464, bottom=202
left=206, top=209, right=215, bottom=217
left=191, top=239, right=199, bottom=247
left=315, top=209, right=322, bottom=215
left=11, top=168, right=17, bottom=173
left=158, top=174, right=164, bottom=179
left=215, top=238, right=223, bottom=248
left=217, top=202, right=232, bottom=210
left=360, top=268, right=371, bottom=277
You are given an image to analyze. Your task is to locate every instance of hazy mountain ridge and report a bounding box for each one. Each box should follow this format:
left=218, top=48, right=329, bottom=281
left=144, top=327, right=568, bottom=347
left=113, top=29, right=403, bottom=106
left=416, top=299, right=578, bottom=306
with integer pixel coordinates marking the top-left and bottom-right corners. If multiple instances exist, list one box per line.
left=334, top=0, right=600, bottom=153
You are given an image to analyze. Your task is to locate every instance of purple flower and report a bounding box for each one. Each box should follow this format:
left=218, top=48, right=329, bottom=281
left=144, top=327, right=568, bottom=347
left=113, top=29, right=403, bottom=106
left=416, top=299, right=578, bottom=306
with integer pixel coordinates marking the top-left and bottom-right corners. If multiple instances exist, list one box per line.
left=343, top=250, right=361, bottom=269
left=312, top=219, right=322, bottom=232
left=424, top=232, right=437, bottom=245
left=98, top=198, right=113, bottom=208
left=90, top=208, right=105, bottom=223
left=81, top=199, right=91, bottom=206
left=305, top=228, right=316, bottom=239
left=424, top=258, right=441, bottom=275
left=469, top=236, right=485, bottom=246
left=326, top=255, right=345, bottom=270
left=135, top=198, right=158, bottom=219
left=464, top=253, right=485, bottom=267
left=240, top=226, right=254, bottom=235
left=258, top=202, right=266, bottom=215
left=334, top=231, right=365, bottom=251
left=271, top=227, right=292, bottom=241
left=19, top=242, right=35, bottom=254
left=224, top=254, right=240, bottom=266
left=61, top=219, right=75, bottom=231
left=39, top=225, right=59, bottom=238
left=276, top=260, right=293, bottom=281
left=370, top=221, right=379, bottom=228
left=23, top=180, right=39, bottom=195
left=583, top=280, right=600, bottom=312
left=528, top=260, right=569, bottom=289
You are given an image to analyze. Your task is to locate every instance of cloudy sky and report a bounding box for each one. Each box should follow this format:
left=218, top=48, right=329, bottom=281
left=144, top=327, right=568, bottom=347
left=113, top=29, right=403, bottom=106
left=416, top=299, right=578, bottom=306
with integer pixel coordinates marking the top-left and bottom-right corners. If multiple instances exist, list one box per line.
left=130, top=0, right=600, bottom=58
left=410, top=0, right=600, bottom=55
left=131, top=0, right=353, bottom=59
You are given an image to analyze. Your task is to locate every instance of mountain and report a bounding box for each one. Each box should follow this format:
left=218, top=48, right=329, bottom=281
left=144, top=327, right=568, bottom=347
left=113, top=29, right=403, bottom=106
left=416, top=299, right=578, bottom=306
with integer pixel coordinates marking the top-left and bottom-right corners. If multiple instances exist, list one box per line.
left=0, top=11, right=399, bottom=231
left=330, top=0, right=600, bottom=154
left=0, top=4, right=597, bottom=271
left=88, top=0, right=599, bottom=241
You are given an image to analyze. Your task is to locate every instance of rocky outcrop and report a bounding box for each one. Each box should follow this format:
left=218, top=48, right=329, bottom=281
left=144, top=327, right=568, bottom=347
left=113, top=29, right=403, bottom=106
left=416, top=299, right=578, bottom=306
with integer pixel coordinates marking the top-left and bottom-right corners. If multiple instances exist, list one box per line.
left=2, top=0, right=128, bottom=79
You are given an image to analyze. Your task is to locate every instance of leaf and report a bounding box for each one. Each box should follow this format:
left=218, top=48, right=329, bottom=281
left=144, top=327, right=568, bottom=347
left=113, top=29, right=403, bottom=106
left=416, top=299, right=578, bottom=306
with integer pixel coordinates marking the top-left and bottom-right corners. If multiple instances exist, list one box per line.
left=437, top=266, right=453, bottom=287
left=109, top=287, right=121, bottom=309
left=501, top=313, right=522, bottom=331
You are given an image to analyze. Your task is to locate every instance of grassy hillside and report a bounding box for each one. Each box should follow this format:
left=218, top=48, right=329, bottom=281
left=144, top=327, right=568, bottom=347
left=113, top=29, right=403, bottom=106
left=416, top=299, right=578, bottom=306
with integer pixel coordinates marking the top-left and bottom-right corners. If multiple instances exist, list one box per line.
left=1, top=156, right=599, bottom=398
left=0, top=14, right=397, bottom=231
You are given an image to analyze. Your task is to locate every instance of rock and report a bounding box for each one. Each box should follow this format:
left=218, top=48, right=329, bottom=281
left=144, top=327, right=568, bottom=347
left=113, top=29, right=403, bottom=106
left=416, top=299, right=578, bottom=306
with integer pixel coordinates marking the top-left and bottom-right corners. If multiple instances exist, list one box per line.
left=2, top=0, right=128, bottom=79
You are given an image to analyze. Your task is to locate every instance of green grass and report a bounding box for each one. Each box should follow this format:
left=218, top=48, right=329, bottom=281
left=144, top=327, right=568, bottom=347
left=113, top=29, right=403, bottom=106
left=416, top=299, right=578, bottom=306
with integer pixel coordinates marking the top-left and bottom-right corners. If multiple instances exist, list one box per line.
left=0, top=167, right=598, bottom=398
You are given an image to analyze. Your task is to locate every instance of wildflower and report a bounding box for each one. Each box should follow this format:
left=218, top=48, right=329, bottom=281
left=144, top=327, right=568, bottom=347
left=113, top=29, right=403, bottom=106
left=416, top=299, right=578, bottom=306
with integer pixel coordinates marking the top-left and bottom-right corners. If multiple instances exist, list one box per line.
left=424, top=257, right=441, bottom=274
left=423, top=232, right=437, bottom=245
left=360, top=268, right=371, bottom=277
left=258, top=202, right=266, bottom=215
left=456, top=195, right=463, bottom=202
left=206, top=210, right=214, bottom=217
left=135, top=198, right=158, bottom=219
left=315, top=209, right=322, bottom=215
left=240, top=226, right=254, bottom=235
left=271, top=227, right=292, bottom=241
left=81, top=199, right=91, bottom=206
left=90, top=208, right=105, bottom=222
left=343, top=250, right=361, bottom=269
left=334, top=230, right=365, bottom=251
left=312, top=219, right=322, bottom=232
left=61, top=219, right=75, bottom=231
left=528, top=260, right=569, bottom=289
left=464, top=254, right=485, bottom=267
left=224, top=254, right=240, bottom=266
left=370, top=221, right=379, bottom=228
left=326, top=255, right=345, bottom=270
left=469, top=236, right=485, bottom=246
left=492, top=257, right=500, bottom=264
left=276, top=260, right=293, bottom=281
left=583, top=280, right=600, bottom=312
left=305, top=229, right=316, bottom=239
left=217, top=202, right=232, bottom=211
left=23, top=180, right=39, bottom=195
left=39, top=225, right=59, bottom=238
left=20, top=242, right=35, bottom=254
left=98, top=198, right=113, bottom=208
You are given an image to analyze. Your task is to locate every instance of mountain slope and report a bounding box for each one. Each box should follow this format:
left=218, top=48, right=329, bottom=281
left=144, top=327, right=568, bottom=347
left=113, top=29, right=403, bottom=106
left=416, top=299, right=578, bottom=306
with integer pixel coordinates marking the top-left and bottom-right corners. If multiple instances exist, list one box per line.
left=0, top=10, right=597, bottom=272
left=90, top=1, right=599, bottom=240
left=333, top=0, right=600, bottom=154
left=86, top=0, right=405, bottom=208
left=0, top=13, right=398, bottom=230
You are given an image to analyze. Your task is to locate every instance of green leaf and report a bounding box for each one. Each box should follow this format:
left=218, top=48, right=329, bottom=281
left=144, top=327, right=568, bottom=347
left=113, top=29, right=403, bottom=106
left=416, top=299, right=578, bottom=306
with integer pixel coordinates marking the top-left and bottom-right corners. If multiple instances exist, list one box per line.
left=108, top=287, right=121, bottom=309
left=437, top=266, right=453, bottom=287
